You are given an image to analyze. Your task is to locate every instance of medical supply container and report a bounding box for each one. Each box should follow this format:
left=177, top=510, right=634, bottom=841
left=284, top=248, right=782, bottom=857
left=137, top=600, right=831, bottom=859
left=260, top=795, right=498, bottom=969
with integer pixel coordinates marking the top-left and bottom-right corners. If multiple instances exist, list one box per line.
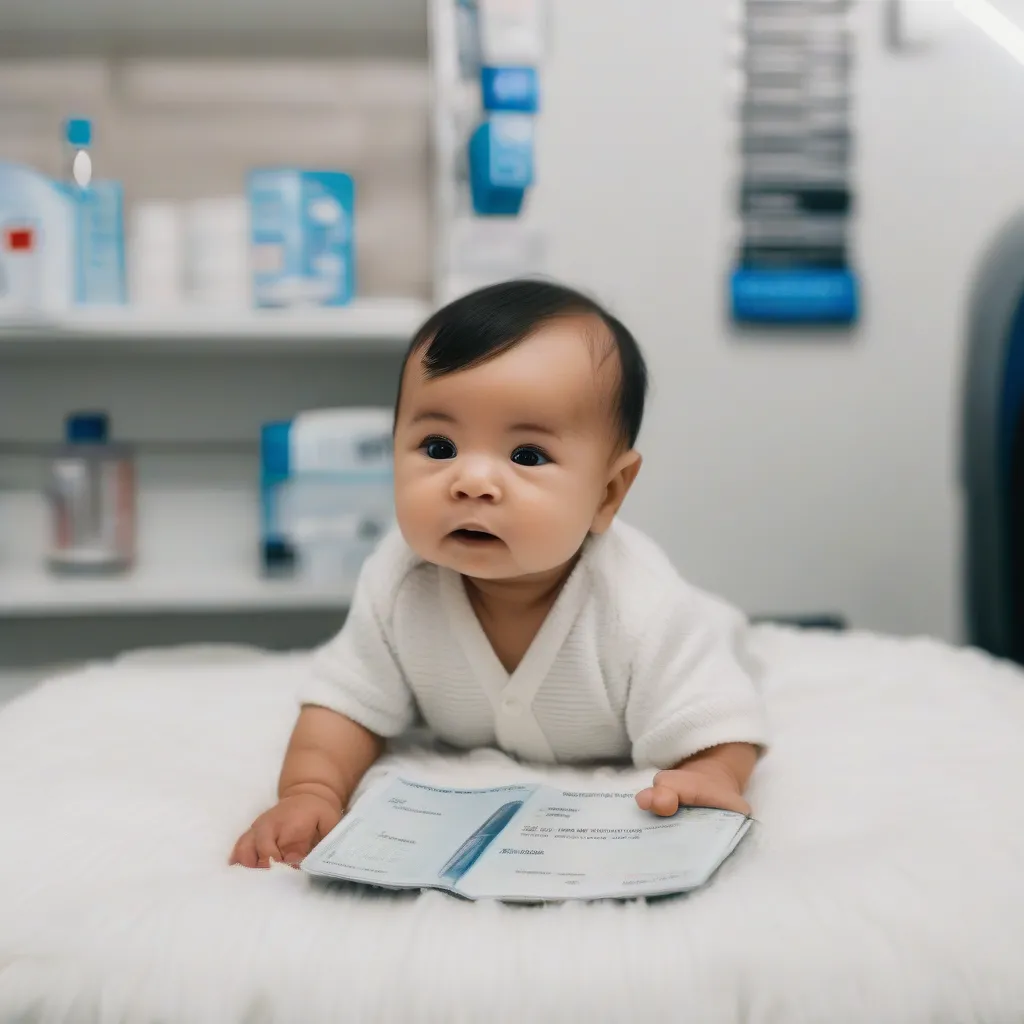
left=259, top=408, right=393, bottom=583
left=47, top=412, right=136, bottom=574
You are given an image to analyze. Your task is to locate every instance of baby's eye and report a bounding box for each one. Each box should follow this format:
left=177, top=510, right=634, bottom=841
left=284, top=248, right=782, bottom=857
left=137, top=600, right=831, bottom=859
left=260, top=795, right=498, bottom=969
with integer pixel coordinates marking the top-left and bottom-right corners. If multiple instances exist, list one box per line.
left=422, top=436, right=457, bottom=460
left=510, top=446, right=550, bottom=467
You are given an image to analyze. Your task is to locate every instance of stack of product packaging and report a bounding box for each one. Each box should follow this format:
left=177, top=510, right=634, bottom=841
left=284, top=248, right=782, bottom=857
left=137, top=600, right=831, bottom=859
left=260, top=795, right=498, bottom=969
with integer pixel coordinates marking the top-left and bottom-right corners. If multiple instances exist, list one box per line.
left=440, top=0, right=546, bottom=302
left=259, top=408, right=395, bottom=585
left=247, top=169, right=355, bottom=308
left=0, top=116, right=357, bottom=318
left=464, top=0, right=541, bottom=217
left=131, top=171, right=357, bottom=311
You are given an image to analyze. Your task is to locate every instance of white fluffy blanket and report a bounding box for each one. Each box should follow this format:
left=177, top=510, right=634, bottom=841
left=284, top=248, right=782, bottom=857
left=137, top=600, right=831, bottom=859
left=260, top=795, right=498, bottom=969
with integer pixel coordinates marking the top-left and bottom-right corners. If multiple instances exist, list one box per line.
left=2, top=627, right=1024, bottom=1023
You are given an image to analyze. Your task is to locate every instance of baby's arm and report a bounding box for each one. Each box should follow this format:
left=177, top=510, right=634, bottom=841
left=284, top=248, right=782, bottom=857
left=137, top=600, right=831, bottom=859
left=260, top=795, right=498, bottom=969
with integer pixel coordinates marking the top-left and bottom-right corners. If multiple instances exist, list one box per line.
left=231, top=533, right=417, bottom=868
left=627, top=583, right=768, bottom=817
left=278, top=705, right=383, bottom=813
left=231, top=706, right=383, bottom=869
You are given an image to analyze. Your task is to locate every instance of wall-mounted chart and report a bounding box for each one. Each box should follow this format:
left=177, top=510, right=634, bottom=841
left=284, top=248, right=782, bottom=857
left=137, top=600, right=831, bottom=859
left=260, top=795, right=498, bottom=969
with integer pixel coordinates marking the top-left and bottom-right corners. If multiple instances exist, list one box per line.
left=729, top=0, right=859, bottom=327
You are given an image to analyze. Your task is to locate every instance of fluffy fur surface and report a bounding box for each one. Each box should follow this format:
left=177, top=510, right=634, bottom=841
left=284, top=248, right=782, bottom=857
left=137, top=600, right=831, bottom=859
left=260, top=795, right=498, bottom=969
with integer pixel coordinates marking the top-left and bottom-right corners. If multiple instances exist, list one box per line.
left=2, top=627, right=1024, bottom=1023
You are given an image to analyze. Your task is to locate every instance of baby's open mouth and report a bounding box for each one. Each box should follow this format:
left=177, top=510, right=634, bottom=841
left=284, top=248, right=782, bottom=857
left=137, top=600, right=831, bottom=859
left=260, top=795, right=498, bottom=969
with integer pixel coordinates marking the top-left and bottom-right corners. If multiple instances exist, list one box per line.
left=450, top=529, right=500, bottom=543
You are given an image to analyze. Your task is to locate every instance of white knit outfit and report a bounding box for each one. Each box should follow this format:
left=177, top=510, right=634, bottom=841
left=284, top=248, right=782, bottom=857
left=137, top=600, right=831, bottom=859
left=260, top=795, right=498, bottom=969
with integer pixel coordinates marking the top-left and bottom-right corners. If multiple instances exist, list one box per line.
left=300, top=520, right=768, bottom=769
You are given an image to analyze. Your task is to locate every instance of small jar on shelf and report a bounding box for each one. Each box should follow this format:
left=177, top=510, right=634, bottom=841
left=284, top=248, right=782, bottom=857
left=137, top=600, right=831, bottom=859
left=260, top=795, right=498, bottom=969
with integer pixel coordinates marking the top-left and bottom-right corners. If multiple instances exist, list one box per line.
left=47, top=412, right=136, bottom=575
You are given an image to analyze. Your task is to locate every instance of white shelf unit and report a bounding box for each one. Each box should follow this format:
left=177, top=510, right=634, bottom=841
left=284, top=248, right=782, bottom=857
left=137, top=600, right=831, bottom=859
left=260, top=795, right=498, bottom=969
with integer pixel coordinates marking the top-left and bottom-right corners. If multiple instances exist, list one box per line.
left=0, top=566, right=354, bottom=617
left=0, top=299, right=431, bottom=354
left=0, top=341, right=408, bottom=623
left=0, top=8, right=439, bottom=663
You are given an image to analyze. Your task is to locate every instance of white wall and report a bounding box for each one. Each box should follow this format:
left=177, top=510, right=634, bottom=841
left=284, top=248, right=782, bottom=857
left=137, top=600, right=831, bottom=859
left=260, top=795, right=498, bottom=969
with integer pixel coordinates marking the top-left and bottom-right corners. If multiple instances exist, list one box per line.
left=532, top=0, right=1024, bottom=643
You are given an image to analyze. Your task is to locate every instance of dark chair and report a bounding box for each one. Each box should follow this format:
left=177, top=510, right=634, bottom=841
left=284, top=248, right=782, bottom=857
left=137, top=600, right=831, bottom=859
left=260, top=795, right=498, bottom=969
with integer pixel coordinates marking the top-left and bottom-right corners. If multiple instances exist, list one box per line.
left=963, top=212, right=1024, bottom=661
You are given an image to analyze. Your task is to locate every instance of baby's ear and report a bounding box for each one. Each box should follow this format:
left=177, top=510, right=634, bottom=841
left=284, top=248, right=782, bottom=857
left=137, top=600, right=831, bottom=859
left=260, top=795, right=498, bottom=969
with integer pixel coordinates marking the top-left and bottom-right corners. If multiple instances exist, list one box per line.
left=591, top=450, right=642, bottom=534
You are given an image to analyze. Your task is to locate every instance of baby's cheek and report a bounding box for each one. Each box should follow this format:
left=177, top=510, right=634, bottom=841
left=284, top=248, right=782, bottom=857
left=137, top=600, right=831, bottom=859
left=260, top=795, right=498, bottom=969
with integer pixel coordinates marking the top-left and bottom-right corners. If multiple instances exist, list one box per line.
left=523, top=487, right=595, bottom=558
left=394, top=482, right=436, bottom=540
left=554, top=473, right=605, bottom=524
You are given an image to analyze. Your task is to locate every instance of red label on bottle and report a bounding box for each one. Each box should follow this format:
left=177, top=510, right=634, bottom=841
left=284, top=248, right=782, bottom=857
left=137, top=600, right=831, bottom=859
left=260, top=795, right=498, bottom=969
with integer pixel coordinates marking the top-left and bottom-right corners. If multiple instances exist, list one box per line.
left=4, top=227, right=35, bottom=252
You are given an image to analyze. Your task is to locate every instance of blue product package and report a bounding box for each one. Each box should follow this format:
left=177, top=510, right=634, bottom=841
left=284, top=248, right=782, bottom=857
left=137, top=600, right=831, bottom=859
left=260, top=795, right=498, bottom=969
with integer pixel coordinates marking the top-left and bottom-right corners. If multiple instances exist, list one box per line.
left=54, top=179, right=126, bottom=306
left=258, top=412, right=395, bottom=580
left=75, top=182, right=126, bottom=306
left=54, top=117, right=126, bottom=306
left=730, top=268, right=859, bottom=325
left=480, top=66, right=540, bottom=113
left=0, top=162, right=75, bottom=315
left=469, top=115, right=534, bottom=216
left=248, top=169, right=355, bottom=308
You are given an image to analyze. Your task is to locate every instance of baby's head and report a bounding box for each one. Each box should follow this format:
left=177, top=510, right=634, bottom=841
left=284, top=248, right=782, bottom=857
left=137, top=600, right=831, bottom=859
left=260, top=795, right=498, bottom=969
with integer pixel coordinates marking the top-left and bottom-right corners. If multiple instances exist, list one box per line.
left=392, top=279, right=648, bottom=582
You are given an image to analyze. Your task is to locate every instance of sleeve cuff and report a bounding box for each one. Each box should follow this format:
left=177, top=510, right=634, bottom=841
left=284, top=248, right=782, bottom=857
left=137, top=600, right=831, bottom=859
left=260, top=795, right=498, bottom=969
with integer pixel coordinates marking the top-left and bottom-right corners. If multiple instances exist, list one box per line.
left=297, top=667, right=413, bottom=739
left=632, top=709, right=769, bottom=770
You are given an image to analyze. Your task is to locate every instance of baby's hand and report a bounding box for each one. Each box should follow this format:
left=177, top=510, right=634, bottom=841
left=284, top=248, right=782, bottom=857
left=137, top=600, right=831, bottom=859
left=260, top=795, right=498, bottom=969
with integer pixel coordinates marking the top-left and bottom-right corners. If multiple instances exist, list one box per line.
left=635, top=768, right=751, bottom=817
left=230, top=793, right=342, bottom=869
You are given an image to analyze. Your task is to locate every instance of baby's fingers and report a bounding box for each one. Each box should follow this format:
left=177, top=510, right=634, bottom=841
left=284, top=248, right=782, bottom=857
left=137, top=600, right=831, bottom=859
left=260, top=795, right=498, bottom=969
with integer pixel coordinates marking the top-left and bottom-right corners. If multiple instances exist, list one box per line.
left=654, top=770, right=751, bottom=816
left=278, top=820, right=317, bottom=867
left=253, top=822, right=283, bottom=869
left=230, top=831, right=259, bottom=868
left=635, top=785, right=680, bottom=817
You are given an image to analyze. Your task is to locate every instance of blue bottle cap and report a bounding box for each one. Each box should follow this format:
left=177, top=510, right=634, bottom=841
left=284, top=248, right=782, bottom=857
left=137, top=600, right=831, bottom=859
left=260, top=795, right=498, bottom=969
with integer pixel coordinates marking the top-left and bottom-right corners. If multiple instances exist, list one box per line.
left=65, top=118, right=92, bottom=148
left=66, top=411, right=109, bottom=443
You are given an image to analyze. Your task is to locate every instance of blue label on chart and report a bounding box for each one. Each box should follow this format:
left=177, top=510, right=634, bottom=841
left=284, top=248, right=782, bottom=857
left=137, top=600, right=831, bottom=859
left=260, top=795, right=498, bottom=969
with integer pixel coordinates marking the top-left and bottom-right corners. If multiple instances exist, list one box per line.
left=730, top=268, right=859, bottom=325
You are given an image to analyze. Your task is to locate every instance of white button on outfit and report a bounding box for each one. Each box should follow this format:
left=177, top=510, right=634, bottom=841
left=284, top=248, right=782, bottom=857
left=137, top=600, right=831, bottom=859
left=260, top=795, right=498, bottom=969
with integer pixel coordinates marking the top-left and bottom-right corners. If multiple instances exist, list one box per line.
left=300, top=520, right=769, bottom=769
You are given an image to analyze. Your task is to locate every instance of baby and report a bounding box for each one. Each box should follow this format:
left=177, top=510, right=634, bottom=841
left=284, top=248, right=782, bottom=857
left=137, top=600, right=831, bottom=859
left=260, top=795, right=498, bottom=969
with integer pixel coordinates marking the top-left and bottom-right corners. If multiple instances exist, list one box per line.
left=231, top=279, right=768, bottom=869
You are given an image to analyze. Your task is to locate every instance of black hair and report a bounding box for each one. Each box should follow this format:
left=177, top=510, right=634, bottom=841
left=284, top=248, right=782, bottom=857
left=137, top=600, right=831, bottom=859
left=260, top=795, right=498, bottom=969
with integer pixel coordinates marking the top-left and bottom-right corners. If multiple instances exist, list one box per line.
left=396, top=279, right=648, bottom=448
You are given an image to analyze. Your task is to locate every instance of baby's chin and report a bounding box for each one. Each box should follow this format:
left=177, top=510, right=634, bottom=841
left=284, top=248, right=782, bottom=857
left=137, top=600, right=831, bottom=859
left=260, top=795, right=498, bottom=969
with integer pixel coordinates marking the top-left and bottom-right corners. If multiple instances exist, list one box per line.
left=421, top=540, right=548, bottom=582
left=431, top=543, right=521, bottom=580
left=435, top=549, right=577, bottom=588
left=396, top=523, right=576, bottom=581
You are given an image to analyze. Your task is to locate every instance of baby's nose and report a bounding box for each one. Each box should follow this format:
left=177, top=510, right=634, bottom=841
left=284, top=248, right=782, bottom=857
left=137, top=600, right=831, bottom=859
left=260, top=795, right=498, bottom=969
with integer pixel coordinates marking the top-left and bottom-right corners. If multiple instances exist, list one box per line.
left=451, top=459, right=502, bottom=501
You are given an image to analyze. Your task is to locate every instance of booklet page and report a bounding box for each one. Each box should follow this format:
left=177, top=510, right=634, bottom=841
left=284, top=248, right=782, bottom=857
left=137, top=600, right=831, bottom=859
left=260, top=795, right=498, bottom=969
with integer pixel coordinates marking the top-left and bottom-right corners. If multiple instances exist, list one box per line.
left=302, top=777, right=538, bottom=890
left=458, top=787, right=750, bottom=901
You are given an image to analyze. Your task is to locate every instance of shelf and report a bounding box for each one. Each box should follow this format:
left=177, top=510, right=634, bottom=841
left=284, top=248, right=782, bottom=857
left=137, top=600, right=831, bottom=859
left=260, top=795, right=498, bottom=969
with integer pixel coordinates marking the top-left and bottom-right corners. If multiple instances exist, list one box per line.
left=0, top=298, right=431, bottom=355
left=0, top=0, right=427, bottom=59
left=0, top=565, right=355, bottom=617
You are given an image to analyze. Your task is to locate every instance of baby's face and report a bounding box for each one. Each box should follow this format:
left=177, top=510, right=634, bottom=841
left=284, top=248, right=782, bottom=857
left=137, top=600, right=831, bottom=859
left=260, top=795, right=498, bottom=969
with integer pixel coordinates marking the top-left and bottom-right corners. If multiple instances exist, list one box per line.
left=393, top=318, right=630, bottom=581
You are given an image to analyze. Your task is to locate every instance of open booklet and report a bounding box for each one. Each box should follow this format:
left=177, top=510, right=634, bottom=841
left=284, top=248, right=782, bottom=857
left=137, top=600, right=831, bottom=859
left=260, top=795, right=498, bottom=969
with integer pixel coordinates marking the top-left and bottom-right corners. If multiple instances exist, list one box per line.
left=300, top=775, right=753, bottom=902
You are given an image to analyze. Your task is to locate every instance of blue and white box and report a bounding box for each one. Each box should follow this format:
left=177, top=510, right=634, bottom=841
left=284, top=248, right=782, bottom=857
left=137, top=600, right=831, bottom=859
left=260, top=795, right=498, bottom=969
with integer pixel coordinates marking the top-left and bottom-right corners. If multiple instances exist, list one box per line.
left=477, top=0, right=543, bottom=111
left=469, top=115, right=535, bottom=216
left=260, top=408, right=394, bottom=583
left=63, top=180, right=126, bottom=306
left=58, top=117, right=127, bottom=307
left=247, top=169, right=355, bottom=308
left=478, top=0, right=544, bottom=66
left=481, top=66, right=539, bottom=113
left=0, top=161, right=125, bottom=316
left=0, top=162, right=73, bottom=316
